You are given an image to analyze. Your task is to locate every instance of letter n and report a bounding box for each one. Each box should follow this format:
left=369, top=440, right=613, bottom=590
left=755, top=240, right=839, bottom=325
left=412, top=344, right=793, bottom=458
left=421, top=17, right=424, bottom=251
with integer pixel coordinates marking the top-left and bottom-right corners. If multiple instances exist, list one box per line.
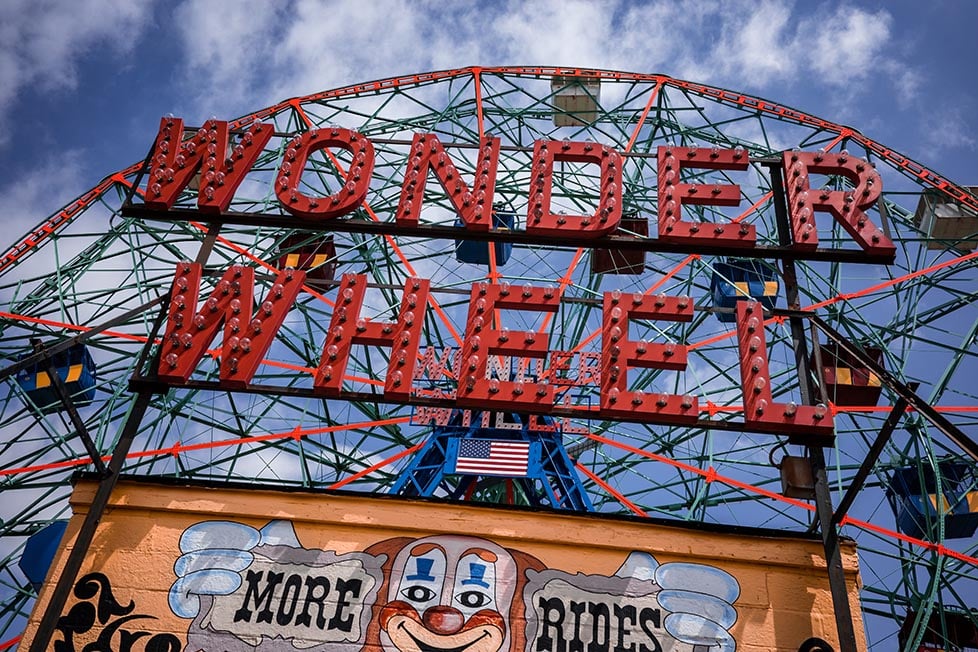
left=394, top=133, right=501, bottom=228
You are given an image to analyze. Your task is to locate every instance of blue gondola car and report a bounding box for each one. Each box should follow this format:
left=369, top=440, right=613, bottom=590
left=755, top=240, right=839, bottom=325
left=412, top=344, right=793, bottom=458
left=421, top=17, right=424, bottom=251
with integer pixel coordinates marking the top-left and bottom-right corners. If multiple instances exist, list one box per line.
left=19, top=520, right=68, bottom=592
left=16, top=343, right=97, bottom=413
left=455, top=206, right=515, bottom=266
left=888, top=461, right=978, bottom=540
left=710, top=259, right=779, bottom=322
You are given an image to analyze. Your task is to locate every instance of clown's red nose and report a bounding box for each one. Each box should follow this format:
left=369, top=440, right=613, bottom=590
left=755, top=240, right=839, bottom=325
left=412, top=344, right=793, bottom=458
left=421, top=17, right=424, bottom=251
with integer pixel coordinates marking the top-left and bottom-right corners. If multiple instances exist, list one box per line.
left=422, top=606, right=465, bottom=635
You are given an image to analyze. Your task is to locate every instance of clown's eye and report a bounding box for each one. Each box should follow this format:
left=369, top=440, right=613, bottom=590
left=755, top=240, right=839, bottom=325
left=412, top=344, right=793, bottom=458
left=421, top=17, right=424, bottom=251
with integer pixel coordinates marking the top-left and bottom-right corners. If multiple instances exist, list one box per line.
left=402, top=585, right=437, bottom=602
left=457, top=590, right=492, bottom=609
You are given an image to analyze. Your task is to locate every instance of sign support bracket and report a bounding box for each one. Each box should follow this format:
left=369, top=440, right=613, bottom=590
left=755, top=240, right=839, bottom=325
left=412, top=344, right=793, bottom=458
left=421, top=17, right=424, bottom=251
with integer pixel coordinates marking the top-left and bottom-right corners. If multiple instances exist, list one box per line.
left=768, top=161, right=859, bottom=652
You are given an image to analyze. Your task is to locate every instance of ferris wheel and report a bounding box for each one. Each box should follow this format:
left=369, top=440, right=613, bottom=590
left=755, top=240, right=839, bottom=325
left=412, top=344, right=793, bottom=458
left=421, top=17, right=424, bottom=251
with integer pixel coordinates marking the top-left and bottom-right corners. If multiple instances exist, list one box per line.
left=1, top=67, right=976, bottom=651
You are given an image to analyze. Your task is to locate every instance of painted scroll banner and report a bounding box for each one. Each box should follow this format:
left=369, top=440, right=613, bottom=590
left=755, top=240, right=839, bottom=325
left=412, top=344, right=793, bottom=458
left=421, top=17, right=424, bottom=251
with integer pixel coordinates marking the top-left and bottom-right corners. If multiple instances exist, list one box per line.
left=197, top=545, right=384, bottom=652
left=526, top=571, right=694, bottom=652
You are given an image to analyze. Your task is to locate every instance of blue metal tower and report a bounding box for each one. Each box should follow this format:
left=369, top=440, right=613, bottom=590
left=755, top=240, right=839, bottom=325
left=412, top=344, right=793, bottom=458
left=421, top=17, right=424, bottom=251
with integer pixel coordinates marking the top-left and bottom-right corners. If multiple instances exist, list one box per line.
left=390, top=410, right=593, bottom=511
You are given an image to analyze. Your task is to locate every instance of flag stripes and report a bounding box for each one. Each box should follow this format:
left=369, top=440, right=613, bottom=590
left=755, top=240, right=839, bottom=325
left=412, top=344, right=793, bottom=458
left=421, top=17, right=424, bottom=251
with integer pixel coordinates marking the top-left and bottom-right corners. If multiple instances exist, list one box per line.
left=455, top=439, right=530, bottom=476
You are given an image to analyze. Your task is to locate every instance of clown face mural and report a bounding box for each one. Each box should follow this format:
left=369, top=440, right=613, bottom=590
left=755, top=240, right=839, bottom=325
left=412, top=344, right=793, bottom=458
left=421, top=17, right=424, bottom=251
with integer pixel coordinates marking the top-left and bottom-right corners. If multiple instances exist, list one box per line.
left=369, top=535, right=544, bottom=652
left=166, top=520, right=743, bottom=652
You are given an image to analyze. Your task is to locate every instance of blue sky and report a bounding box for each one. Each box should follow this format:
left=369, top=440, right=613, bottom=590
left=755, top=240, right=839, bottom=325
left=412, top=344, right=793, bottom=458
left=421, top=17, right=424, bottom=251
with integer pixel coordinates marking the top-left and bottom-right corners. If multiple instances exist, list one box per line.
left=0, top=0, right=975, bottom=238
left=0, top=3, right=976, bottom=647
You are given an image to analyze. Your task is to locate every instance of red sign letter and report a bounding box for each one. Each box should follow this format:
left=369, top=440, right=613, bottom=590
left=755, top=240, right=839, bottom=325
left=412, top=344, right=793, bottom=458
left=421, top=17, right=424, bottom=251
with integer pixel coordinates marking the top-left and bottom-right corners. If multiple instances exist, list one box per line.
left=456, top=282, right=562, bottom=410
left=394, top=133, right=501, bottom=229
left=736, top=301, right=834, bottom=442
left=276, top=128, right=375, bottom=220
left=313, top=274, right=430, bottom=400
left=145, top=117, right=272, bottom=212
left=657, top=145, right=754, bottom=246
left=526, top=140, right=623, bottom=238
left=782, top=151, right=893, bottom=257
left=599, top=290, right=698, bottom=422
left=158, top=262, right=305, bottom=387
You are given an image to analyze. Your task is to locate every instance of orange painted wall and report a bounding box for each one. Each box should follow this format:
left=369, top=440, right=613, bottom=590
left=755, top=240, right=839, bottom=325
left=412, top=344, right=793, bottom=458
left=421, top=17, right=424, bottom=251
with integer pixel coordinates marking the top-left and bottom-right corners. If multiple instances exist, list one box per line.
left=22, top=479, right=865, bottom=652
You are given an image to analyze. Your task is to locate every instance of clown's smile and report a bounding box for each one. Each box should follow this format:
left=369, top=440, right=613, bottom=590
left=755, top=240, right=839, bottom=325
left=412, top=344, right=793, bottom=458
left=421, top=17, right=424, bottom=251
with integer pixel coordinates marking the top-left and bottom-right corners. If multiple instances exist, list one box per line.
left=399, top=621, right=492, bottom=652
left=385, top=613, right=504, bottom=652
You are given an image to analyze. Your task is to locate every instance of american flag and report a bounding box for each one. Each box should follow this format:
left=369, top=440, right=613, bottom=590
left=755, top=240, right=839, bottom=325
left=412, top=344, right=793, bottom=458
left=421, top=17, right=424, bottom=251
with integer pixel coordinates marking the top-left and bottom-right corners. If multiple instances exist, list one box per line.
left=454, top=439, right=530, bottom=476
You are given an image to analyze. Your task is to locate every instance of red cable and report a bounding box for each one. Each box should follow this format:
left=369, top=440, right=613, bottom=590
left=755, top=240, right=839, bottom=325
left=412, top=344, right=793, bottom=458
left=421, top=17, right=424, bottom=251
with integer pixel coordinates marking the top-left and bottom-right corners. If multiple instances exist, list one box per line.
left=0, top=637, right=21, bottom=651
left=583, top=432, right=978, bottom=567
left=0, top=417, right=412, bottom=478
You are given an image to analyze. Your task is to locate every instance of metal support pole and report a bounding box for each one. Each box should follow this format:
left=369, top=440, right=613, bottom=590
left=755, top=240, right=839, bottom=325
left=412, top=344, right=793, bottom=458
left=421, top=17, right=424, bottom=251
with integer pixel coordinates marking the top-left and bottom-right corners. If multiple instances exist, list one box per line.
left=808, top=448, right=859, bottom=652
left=27, top=390, right=153, bottom=652
left=117, top=204, right=896, bottom=265
left=768, top=162, right=859, bottom=652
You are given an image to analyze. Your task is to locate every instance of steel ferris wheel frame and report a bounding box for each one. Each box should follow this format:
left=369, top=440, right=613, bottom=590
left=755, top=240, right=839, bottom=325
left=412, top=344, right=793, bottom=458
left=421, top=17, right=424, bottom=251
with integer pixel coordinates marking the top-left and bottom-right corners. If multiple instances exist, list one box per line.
left=1, top=67, right=976, bottom=651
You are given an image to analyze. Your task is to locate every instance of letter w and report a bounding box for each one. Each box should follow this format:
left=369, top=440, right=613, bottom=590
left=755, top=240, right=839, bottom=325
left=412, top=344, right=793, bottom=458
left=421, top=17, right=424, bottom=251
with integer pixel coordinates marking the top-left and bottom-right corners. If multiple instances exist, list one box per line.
left=144, top=116, right=273, bottom=212
left=158, top=262, right=305, bottom=387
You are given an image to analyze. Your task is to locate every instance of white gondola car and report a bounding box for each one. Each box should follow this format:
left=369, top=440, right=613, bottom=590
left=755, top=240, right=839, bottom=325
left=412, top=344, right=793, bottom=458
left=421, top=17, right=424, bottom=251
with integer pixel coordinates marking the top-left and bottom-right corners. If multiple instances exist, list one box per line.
left=551, top=76, right=601, bottom=127
left=913, top=186, right=978, bottom=250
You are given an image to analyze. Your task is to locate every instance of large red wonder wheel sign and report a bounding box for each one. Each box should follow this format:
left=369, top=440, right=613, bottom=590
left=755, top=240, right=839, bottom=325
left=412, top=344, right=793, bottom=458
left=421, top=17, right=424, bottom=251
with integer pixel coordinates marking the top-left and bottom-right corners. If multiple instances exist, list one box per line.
left=140, top=119, right=895, bottom=444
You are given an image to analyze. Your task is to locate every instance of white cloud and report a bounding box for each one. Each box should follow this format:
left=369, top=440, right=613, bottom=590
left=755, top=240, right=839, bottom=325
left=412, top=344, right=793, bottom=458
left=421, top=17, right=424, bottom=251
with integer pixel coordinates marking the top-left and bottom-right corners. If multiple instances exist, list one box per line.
left=173, top=0, right=289, bottom=113
left=490, top=0, right=619, bottom=68
left=802, top=5, right=893, bottom=87
left=166, top=0, right=916, bottom=134
left=693, top=2, right=897, bottom=93
left=0, top=149, right=89, bottom=304
left=170, top=0, right=438, bottom=118
left=883, top=60, right=922, bottom=108
left=269, top=0, right=427, bottom=100
left=0, top=0, right=152, bottom=146
left=0, top=149, right=87, bottom=235
left=711, top=1, right=795, bottom=86
left=170, top=0, right=677, bottom=118
left=918, top=105, right=978, bottom=159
